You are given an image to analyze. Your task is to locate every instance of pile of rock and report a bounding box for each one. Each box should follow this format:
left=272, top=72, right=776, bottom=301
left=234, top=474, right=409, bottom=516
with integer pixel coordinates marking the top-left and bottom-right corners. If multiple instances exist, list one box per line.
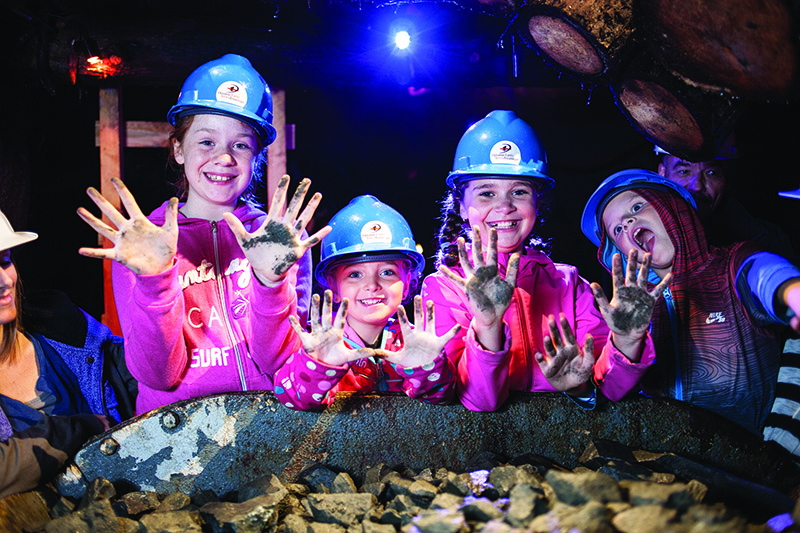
left=4, top=439, right=799, bottom=533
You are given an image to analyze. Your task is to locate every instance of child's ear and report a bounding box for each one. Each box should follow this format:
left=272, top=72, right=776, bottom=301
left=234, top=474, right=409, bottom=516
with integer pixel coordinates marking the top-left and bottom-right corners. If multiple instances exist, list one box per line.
left=172, top=138, right=184, bottom=165
left=459, top=201, right=468, bottom=222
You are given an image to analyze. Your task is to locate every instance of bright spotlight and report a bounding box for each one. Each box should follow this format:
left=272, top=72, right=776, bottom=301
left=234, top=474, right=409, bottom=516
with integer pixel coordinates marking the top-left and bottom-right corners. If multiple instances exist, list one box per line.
left=395, top=30, right=411, bottom=50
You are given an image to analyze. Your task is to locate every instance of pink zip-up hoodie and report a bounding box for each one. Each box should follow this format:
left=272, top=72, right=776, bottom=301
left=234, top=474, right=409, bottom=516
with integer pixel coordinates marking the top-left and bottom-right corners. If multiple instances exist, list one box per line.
left=421, top=246, right=654, bottom=411
left=273, top=319, right=456, bottom=410
left=112, top=200, right=311, bottom=415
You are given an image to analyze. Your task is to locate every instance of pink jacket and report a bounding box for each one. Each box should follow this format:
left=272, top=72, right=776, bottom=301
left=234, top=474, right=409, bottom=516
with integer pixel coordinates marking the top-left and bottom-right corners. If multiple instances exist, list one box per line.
left=420, top=246, right=655, bottom=411
left=112, top=201, right=310, bottom=415
left=273, top=319, right=456, bottom=410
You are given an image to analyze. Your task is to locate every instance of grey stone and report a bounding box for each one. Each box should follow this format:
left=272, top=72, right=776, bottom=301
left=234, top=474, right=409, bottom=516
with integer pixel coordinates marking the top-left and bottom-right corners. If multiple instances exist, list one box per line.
left=439, top=473, right=469, bottom=497
left=429, top=493, right=463, bottom=512
left=412, top=509, right=466, bottom=533
left=475, top=519, right=514, bottom=533
left=597, top=460, right=676, bottom=483
left=364, top=464, right=394, bottom=486
left=387, top=494, right=421, bottom=516
left=46, top=500, right=120, bottom=533
left=306, top=493, right=378, bottom=527
left=200, top=493, right=286, bottom=533
left=361, top=520, right=397, bottom=533
left=78, top=477, right=116, bottom=510
left=529, top=501, right=613, bottom=533
left=378, top=508, right=403, bottom=527
left=611, top=505, right=679, bottom=533
left=506, top=484, right=547, bottom=527
left=308, top=522, right=347, bottom=533
left=408, top=479, right=438, bottom=501
left=300, top=464, right=340, bottom=493
left=156, top=492, right=192, bottom=513
left=117, top=516, right=144, bottom=532
left=239, top=472, right=288, bottom=502
left=488, top=466, right=518, bottom=498
left=361, top=482, right=387, bottom=500
left=620, top=480, right=696, bottom=511
left=331, top=473, right=359, bottom=494
left=460, top=497, right=503, bottom=522
left=545, top=471, right=623, bottom=505
left=121, top=491, right=160, bottom=517
left=281, top=513, right=310, bottom=533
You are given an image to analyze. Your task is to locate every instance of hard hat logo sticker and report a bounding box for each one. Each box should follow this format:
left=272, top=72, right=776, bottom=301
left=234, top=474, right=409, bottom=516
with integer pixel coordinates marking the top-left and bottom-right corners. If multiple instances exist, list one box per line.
left=490, top=141, right=522, bottom=165
left=216, top=81, right=248, bottom=108
left=361, top=221, right=392, bottom=244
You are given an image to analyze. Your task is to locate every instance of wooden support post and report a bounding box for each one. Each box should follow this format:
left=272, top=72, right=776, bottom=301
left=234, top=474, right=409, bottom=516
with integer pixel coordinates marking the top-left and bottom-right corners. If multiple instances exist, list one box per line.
left=98, top=88, right=123, bottom=336
left=267, top=89, right=286, bottom=204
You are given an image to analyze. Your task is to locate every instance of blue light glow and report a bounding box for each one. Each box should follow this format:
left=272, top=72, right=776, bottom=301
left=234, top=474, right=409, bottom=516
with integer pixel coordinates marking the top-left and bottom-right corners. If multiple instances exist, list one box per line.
left=395, top=30, right=411, bottom=50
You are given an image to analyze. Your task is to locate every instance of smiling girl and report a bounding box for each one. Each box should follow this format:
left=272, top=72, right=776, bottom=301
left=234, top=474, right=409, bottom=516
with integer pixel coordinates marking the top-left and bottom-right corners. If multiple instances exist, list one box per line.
left=77, top=55, right=330, bottom=414
left=422, top=110, right=669, bottom=411
left=273, top=195, right=460, bottom=410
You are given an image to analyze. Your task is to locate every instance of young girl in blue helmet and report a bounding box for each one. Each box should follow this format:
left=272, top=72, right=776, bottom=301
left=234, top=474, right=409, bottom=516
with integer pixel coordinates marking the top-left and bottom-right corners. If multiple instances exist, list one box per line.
left=78, top=54, right=330, bottom=415
left=422, top=110, right=670, bottom=412
left=582, top=169, right=800, bottom=435
left=273, top=195, right=460, bottom=411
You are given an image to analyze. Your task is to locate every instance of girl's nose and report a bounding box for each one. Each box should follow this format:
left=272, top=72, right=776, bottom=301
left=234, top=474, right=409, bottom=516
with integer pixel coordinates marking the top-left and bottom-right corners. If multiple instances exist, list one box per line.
left=0, top=267, right=14, bottom=288
left=496, top=194, right=516, bottom=212
left=216, top=151, right=236, bottom=165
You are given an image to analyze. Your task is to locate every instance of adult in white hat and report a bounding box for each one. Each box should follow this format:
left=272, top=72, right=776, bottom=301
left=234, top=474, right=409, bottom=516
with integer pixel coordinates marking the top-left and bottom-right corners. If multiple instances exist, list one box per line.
left=0, top=210, right=134, bottom=497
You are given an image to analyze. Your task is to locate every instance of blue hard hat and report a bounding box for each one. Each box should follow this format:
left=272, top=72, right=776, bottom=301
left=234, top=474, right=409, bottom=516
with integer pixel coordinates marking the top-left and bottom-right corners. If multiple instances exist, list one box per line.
left=581, top=169, right=696, bottom=272
left=167, top=54, right=277, bottom=145
left=446, top=110, right=553, bottom=189
left=316, top=195, right=426, bottom=288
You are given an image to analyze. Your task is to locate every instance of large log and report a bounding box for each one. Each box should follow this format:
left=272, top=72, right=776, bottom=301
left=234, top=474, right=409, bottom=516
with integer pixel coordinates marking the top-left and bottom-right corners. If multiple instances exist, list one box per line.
left=516, top=0, right=636, bottom=80
left=54, top=391, right=800, bottom=501
left=638, top=0, right=800, bottom=101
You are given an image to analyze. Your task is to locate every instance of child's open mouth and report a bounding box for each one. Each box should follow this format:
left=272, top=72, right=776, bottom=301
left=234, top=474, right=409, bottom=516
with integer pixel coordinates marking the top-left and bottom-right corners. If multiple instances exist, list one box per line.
left=633, top=227, right=655, bottom=253
left=358, top=298, right=384, bottom=306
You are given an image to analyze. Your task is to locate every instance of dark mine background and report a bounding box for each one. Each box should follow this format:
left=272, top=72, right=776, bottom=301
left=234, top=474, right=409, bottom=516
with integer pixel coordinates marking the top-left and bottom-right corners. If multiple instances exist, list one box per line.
left=2, top=2, right=799, bottom=324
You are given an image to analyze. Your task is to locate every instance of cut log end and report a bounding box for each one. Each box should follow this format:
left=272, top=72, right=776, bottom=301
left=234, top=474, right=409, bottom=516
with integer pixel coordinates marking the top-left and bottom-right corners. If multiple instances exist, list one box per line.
left=527, top=15, right=603, bottom=76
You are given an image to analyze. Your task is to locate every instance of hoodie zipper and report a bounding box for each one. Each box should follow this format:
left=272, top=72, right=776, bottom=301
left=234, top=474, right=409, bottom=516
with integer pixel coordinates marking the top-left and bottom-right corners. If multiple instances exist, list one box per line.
left=212, top=220, right=247, bottom=391
left=662, top=287, right=682, bottom=401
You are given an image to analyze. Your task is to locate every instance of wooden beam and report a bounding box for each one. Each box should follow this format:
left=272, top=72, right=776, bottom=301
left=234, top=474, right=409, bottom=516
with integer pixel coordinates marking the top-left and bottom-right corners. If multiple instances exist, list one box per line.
left=95, top=121, right=172, bottom=147
left=267, top=89, right=287, bottom=204
left=98, top=88, right=123, bottom=336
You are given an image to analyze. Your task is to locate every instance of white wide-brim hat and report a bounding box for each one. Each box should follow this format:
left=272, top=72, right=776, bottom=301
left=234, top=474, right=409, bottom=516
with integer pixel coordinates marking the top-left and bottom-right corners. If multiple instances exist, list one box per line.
left=0, top=210, right=37, bottom=251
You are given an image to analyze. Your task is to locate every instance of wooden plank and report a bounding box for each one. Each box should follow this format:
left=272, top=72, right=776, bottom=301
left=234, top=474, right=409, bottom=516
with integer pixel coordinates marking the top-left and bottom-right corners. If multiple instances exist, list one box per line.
left=95, top=120, right=173, bottom=147
left=98, top=88, right=123, bottom=336
left=266, top=89, right=287, bottom=204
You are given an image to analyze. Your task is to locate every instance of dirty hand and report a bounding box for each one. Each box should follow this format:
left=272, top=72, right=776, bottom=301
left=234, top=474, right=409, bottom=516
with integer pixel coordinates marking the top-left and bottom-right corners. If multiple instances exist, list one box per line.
left=439, top=227, right=519, bottom=330
left=378, top=296, right=461, bottom=369
left=782, top=281, right=800, bottom=332
left=77, top=177, right=178, bottom=276
left=590, top=249, right=672, bottom=360
left=224, top=175, right=332, bottom=286
left=534, top=313, right=595, bottom=393
left=289, top=291, right=378, bottom=367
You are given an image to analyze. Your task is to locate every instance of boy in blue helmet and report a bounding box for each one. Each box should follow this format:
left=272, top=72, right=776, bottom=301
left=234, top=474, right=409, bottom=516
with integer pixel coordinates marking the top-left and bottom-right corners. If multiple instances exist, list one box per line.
left=78, top=55, right=330, bottom=414
left=273, top=195, right=460, bottom=411
left=582, top=169, right=800, bottom=435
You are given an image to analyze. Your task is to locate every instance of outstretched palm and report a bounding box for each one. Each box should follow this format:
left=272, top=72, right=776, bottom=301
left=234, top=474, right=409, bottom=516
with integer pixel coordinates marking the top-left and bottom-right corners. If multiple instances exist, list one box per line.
left=224, top=175, right=331, bottom=286
left=379, top=296, right=461, bottom=368
left=591, top=249, right=672, bottom=340
left=77, top=177, right=179, bottom=276
left=534, top=313, right=595, bottom=393
left=289, top=291, right=377, bottom=366
left=440, top=227, right=519, bottom=330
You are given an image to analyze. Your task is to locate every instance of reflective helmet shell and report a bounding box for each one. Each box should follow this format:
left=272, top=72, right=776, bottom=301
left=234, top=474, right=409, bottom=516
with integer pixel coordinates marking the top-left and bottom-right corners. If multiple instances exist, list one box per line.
left=167, top=54, right=277, bottom=145
left=581, top=169, right=696, bottom=272
left=446, top=110, right=553, bottom=189
left=316, top=195, right=426, bottom=288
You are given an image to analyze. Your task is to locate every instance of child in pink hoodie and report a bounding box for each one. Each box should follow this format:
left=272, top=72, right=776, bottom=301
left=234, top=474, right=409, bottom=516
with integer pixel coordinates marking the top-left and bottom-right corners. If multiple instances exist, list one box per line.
left=421, top=110, right=671, bottom=411
left=77, top=55, right=330, bottom=414
left=274, top=195, right=460, bottom=410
